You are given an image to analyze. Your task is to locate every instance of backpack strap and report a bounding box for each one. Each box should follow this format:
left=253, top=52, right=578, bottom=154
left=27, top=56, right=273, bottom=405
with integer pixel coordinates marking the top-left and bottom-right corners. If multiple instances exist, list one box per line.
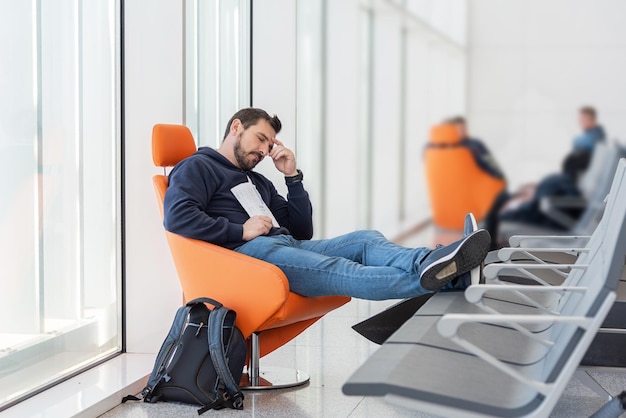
left=124, top=303, right=194, bottom=404
left=207, top=306, right=244, bottom=410
left=186, top=297, right=222, bottom=309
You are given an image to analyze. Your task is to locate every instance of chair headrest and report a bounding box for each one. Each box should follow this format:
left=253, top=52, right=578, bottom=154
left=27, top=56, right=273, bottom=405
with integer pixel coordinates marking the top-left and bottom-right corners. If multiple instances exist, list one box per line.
left=152, top=124, right=197, bottom=167
left=429, top=124, right=462, bottom=145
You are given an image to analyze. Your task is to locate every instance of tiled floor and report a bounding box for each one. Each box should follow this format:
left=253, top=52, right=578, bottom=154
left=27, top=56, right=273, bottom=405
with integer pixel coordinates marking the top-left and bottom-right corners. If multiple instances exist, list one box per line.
left=100, top=227, right=626, bottom=417
left=100, top=296, right=626, bottom=418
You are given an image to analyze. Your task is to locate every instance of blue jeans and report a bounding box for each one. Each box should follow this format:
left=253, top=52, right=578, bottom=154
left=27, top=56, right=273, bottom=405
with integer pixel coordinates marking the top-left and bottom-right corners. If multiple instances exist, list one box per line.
left=234, top=230, right=431, bottom=300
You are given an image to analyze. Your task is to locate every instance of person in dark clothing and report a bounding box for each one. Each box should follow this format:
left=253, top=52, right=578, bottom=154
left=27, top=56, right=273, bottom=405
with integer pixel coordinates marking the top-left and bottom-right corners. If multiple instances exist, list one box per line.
left=572, top=106, right=606, bottom=153
left=164, top=146, right=313, bottom=250
left=446, top=116, right=505, bottom=181
left=485, top=106, right=607, bottom=247
left=563, top=106, right=606, bottom=179
left=163, top=108, right=491, bottom=300
left=442, top=116, right=509, bottom=248
left=498, top=173, right=582, bottom=228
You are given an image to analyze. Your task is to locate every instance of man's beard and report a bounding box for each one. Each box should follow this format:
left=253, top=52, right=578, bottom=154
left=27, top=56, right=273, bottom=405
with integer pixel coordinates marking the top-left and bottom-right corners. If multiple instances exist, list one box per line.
left=233, top=135, right=263, bottom=171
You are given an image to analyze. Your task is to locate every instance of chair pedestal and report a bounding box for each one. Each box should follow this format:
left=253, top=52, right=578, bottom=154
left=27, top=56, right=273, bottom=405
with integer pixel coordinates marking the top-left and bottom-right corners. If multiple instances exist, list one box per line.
left=240, top=332, right=310, bottom=390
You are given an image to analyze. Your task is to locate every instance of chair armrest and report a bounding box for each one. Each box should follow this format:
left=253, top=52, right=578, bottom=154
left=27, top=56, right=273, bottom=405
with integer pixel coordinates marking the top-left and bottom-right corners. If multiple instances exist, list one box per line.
left=484, top=250, right=501, bottom=265
left=436, top=312, right=599, bottom=396
left=438, top=312, right=593, bottom=340
left=509, top=235, right=591, bottom=247
left=496, top=247, right=589, bottom=263
left=464, top=282, right=586, bottom=317
left=539, top=196, right=587, bottom=230
left=484, top=263, right=587, bottom=279
left=541, top=195, right=588, bottom=209
left=484, top=262, right=588, bottom=287
left=465, top=283, right=587, bottom=304
left=165, top=231, right=290, bottom=337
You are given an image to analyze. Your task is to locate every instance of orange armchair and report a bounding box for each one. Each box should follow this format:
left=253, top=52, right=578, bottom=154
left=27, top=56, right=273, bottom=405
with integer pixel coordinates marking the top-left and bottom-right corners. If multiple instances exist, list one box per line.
left=424, top=124, right=505, bottom=230
left=151, top=124, right=350, bottom=389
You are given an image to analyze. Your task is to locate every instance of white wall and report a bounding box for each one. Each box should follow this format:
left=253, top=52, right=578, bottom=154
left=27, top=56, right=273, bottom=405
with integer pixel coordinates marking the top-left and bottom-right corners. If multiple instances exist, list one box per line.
left=467, top=0, right=626, bottom=189
left=124, top=0, right=183, bottom=353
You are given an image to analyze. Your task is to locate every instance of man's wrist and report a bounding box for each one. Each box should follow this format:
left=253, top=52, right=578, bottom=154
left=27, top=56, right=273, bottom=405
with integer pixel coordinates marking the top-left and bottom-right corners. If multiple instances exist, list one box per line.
left=285, top=169, right=303, bottom=183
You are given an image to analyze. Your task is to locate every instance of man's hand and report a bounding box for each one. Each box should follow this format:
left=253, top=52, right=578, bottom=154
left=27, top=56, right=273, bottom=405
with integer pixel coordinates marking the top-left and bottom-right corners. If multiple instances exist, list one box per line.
left=242, top=215, right=273, bottom=241
left=269, top=138, right=298, bottom=176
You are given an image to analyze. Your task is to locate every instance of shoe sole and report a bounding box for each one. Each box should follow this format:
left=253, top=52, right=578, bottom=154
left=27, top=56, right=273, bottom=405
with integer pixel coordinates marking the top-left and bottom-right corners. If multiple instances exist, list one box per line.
left=420, top=230, right=491, bottom=291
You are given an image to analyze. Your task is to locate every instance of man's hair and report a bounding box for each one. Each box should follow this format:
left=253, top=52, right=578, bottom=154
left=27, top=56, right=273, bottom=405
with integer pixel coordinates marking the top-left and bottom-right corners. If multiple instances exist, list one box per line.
left=445, top=116, right=466, bottom=125
left=579, top=106, right=597, bottom=120
left=223, top=108, right=282, bottom=139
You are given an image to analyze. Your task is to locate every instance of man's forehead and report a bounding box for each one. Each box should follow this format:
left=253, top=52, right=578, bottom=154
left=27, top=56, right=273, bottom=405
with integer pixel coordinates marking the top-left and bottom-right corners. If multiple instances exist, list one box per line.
left=249, top=119, right=276, bottom=138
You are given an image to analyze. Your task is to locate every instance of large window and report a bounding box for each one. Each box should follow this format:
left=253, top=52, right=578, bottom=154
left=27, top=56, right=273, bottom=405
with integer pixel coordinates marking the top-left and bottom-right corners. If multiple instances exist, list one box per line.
left=296, top=0, right=326, bottom=237
left=0, top=0, right=122, bottom=409
left=185, top=0, right=251, bottom=147
left=298, top=0, right=467, bottom=239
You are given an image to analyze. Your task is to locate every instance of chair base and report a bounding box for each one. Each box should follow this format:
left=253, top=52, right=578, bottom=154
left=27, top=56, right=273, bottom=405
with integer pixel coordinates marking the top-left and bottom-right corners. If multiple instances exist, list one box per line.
left=240, top=366, right=310, bottom=390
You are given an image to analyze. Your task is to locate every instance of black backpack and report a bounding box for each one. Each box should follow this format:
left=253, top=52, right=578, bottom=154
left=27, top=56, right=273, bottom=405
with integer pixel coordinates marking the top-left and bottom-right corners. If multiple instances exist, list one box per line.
left=123, top=297, right=247, bottom=413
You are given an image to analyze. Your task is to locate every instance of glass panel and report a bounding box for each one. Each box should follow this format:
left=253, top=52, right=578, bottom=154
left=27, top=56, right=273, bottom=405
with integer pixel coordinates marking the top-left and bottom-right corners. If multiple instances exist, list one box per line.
left=0, top=0, right=121, bottom=409
left=0, top=1, right=40, bottom=340
left=398, top=26, right=408, bottom=222
left=358, top=8, right=374, bottom=230
left=296, top=0, right=324, bottom=237
left=185, top=0, right=251, bottom=147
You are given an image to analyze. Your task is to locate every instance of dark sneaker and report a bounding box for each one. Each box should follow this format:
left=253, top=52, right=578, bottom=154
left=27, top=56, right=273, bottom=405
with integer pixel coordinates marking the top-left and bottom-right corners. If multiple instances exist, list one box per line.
left=418, top=229, right=491, bottom=291
left=464, top=213, right=478, bottom=237
left=463, top=213, right=484, bottom=286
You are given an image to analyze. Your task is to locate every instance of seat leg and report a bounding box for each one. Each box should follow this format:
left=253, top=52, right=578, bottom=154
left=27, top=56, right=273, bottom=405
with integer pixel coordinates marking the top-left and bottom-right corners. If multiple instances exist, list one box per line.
left=249, top=332, right=261, bottom=386
left=240, top=332, right=310, bottom=390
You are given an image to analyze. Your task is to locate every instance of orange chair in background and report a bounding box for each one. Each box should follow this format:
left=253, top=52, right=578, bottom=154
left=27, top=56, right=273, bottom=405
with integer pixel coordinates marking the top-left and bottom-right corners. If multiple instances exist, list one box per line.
left=424, top=124, right=506, bottom=230
left=151, top=124, right=350, bottom=389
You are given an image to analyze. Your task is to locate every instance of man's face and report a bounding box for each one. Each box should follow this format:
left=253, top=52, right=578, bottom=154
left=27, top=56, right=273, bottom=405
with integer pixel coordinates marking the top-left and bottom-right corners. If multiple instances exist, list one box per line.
left=579, top=113, right=595, bottom=131
left=233, top=119, right=275, bottom=171
left=454, top=122, right=468, bottom=139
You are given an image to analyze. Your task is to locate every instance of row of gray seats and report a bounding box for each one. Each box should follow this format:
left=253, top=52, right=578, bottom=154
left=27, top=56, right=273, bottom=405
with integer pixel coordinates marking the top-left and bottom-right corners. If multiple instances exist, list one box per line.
left=343, top=159, right=626, bottom=417
left=496, top=141, right=624, bottom=247
left=487, top=142, right=626, bottom=369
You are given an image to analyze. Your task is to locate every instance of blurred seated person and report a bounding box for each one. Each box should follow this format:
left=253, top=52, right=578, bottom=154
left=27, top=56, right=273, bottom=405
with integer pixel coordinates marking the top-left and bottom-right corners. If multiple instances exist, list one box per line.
left=442, top=117, right=509, bottom=241
left=486, top=106, right=607, bottom=247
left=562, top=106, right=606, bottom=178
left=445, top=116, right=506, bottom=182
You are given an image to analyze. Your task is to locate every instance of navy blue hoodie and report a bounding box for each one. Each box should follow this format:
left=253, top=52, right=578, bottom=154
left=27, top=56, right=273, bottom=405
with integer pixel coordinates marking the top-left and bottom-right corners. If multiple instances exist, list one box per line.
left=163, top=147, right=313, bottom=249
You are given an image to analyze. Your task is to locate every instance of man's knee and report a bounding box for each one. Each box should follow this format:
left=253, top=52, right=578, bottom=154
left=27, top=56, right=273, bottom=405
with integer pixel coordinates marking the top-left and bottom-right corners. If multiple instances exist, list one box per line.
left=355, top=230, right=386, bottom=241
